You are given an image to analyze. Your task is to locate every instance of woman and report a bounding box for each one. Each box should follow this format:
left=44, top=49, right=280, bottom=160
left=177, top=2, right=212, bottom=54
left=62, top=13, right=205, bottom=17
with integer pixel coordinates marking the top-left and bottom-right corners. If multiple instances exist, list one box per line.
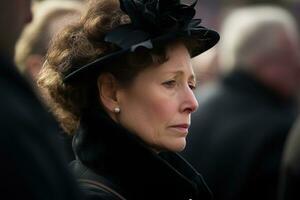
left=38, top=0, right=219, bottom=199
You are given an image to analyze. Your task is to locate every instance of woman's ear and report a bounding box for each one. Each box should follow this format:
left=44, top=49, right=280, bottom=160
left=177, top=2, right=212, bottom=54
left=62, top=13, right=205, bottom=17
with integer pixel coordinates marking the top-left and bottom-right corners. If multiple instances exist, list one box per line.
left=97, top=73, right=120, bottom=113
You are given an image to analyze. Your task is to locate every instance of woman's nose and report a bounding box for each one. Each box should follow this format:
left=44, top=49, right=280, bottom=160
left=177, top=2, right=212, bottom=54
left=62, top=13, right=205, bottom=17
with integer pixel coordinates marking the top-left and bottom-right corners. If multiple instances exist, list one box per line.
left=180, top=87, right=199, bottom=113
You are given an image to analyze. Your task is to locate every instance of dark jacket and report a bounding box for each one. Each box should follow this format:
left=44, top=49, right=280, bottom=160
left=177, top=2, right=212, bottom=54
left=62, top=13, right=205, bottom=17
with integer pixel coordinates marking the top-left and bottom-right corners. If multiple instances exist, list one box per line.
left=181, top=70, right=298, bottom=200
left=0, top=56, right=82, bottom=200
left=278, top=116, right=300, bottom=200
left=70, top=108, right=212, bottom=200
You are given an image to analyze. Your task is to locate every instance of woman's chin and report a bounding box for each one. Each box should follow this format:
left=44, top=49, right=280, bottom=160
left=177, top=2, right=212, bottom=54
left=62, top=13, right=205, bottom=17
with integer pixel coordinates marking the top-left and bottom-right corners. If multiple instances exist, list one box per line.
left=161, top=138, right=187, bottom=152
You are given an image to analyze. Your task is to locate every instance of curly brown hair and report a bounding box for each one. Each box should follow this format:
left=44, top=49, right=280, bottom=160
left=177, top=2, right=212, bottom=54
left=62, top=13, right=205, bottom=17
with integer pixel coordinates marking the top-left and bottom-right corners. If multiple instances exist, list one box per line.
left=38, top=0, right=195, bottom=135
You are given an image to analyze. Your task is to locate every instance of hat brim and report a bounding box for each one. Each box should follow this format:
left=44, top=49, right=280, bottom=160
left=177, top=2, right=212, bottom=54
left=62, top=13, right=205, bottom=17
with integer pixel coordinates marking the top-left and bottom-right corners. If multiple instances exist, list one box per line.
left=63, top=27, right=219, bottom=83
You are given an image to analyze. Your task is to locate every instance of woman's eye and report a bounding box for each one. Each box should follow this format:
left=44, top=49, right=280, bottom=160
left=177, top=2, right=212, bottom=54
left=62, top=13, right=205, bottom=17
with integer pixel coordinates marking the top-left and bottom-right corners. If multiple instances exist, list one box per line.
left=189, top=84, right=196, bottom=90
left=163, top=80, right=176, bottom=88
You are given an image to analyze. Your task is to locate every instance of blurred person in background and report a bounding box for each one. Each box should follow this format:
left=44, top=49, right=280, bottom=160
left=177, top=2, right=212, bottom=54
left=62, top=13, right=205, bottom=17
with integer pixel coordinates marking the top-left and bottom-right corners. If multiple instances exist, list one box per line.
left=182, top=5, right=300, bottom=200
left=15, top=0, right=83, bottom=92
left=15, top=0, right=84, bottom=161
left=0, top=0, right=82, bottom=199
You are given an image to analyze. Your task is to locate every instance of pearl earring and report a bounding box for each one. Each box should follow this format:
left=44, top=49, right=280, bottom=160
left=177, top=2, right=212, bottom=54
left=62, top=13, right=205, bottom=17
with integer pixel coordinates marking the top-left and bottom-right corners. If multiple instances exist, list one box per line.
left=114, top=107, right=120, bottom=113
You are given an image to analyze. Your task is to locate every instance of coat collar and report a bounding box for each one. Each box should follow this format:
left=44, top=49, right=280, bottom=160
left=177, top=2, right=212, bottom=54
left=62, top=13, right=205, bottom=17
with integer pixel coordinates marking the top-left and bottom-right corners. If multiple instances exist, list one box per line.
left=73, top=108, right=212, bottom=200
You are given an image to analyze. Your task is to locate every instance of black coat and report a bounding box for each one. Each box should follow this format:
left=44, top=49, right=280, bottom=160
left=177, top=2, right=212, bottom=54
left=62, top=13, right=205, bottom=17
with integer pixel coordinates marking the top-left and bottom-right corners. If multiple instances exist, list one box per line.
left=0, top=56, right=82, bottom=200
left=181, top=70, right=298, bottom=200
left=278, top=116, right=300, bottom=200
left=70, top=108, right=212, bottom=200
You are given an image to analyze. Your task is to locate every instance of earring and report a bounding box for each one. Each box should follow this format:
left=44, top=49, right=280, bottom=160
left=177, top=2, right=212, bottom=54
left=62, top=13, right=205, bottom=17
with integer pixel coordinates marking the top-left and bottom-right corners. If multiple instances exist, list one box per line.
left=114, top=107, right=120, bottom=113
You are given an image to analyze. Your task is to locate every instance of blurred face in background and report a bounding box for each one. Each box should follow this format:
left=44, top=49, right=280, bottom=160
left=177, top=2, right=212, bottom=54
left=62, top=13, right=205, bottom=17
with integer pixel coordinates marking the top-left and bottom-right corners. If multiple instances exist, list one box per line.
left=0, top=0, right=32, bottom=58
left=256, top=30, right=300, bottom=98
left=117, top=42, right=199, bottom=152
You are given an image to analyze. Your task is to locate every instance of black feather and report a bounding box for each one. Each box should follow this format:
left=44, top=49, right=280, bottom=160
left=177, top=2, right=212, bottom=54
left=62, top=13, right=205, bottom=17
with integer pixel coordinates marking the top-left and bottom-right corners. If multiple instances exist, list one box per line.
left=119, top=0, right=199, bottom=34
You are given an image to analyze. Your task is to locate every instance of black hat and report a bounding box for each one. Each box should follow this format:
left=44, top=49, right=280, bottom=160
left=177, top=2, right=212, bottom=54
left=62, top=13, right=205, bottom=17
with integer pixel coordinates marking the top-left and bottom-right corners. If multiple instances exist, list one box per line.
left=63, top=0, right=220, bottom=83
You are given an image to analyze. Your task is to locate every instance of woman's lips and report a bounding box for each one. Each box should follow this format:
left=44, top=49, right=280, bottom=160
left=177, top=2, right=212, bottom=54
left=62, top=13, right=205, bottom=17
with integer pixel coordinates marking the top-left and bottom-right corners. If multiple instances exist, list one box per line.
left=169, top=124, right=190, bottom=134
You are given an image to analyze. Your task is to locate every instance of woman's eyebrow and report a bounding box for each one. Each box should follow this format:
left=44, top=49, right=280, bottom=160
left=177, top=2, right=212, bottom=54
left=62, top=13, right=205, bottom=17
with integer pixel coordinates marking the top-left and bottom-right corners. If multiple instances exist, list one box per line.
left=164, top=70, right=196, bottom=81
left=189, top=74, right=196, bottom=81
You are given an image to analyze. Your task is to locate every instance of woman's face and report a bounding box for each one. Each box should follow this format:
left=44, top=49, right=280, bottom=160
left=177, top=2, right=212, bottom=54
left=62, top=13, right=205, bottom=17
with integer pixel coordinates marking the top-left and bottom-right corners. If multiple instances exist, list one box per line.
left=117, top=42, right=198, bottom=152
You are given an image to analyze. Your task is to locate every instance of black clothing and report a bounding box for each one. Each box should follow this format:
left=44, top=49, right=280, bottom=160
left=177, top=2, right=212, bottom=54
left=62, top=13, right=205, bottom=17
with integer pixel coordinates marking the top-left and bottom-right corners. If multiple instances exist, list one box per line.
left=71, top=108, right=212, bottom=200
left=182, top=70, right=298, bottom=200
left=60, top=132, right=76, bottom=162
left=0, top=56, right=82, bottom=200
left=278, top=117, right=300, bottom=200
